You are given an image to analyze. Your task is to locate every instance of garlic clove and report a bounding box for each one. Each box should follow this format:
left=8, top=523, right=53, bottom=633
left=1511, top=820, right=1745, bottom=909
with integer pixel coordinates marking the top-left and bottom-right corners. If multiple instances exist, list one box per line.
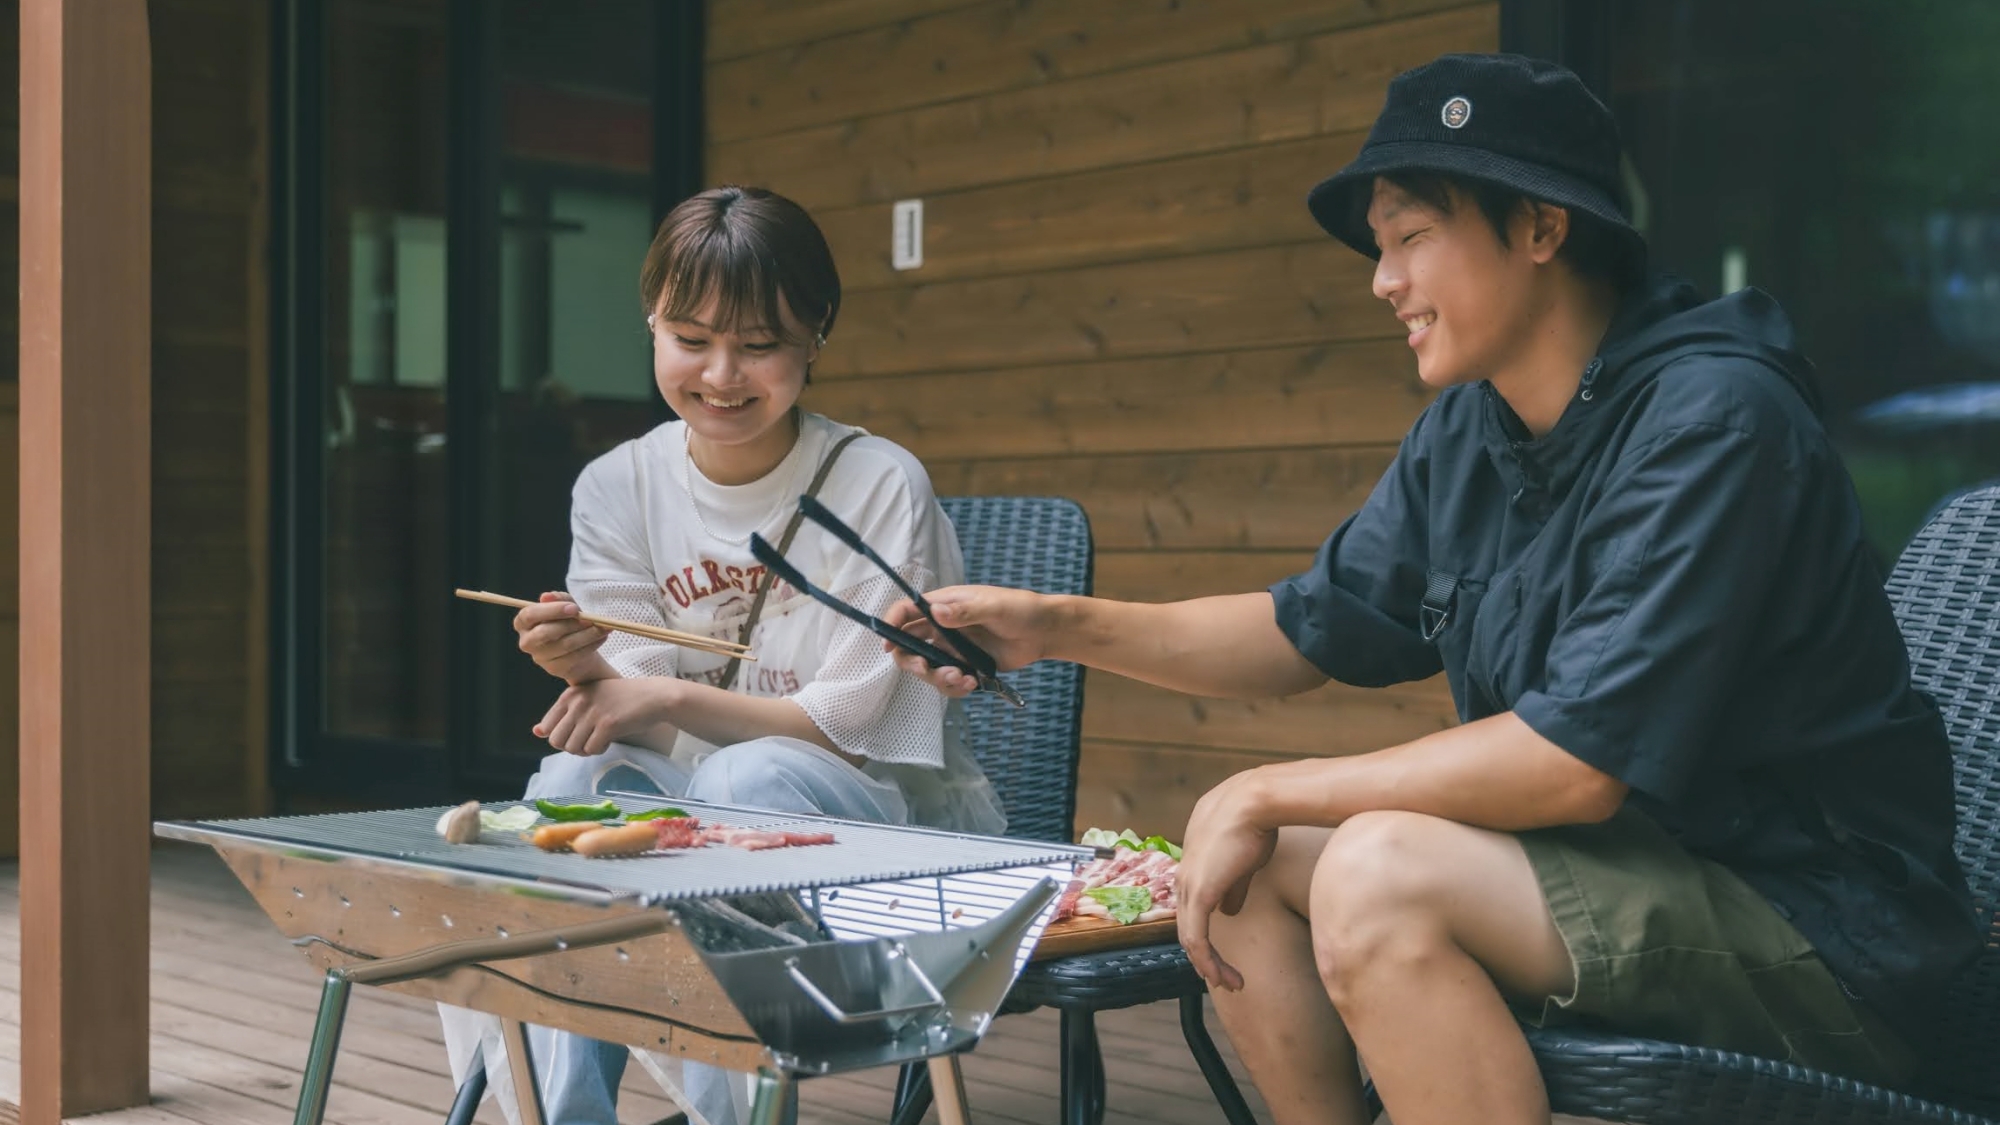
left=437, top=799, right=483, bottom=844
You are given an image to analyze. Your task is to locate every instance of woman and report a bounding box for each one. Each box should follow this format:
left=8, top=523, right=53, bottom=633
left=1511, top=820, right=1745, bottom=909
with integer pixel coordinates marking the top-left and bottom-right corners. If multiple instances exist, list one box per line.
left=887, top=54, right=1977, bottom=1125
left=444, top=184, right=1002, bottom=1125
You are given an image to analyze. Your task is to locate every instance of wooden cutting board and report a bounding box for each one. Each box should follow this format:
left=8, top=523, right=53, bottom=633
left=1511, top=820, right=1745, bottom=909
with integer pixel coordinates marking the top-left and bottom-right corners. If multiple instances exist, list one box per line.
left=1032, top=914, right=1179, bottom=960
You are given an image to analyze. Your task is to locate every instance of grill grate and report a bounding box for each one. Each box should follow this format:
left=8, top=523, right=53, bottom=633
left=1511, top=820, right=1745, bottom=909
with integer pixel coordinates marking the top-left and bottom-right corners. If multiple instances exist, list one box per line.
left=165, top=794, right=1089, bottom=902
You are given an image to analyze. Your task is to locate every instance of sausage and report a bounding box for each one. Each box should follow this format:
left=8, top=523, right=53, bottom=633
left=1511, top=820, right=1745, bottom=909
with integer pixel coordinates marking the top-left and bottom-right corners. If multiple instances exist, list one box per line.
left=570, top=822, right=660, bottom=858
left=528, top=821, right=603, bottom=852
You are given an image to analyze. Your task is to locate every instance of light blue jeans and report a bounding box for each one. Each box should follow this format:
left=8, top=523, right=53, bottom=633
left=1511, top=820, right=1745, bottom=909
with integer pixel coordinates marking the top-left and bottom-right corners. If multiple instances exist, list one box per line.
left=521, top=737, right=909, bottom=1125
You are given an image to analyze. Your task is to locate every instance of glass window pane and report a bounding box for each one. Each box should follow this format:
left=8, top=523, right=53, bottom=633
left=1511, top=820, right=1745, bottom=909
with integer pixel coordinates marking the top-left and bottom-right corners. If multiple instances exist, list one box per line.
left=549, top=185, right=655, bottom=403
left=477, top=0, right=663, bottom=778
left=1607, top=2, right=2000, bottom=560
left=321, top=0, right=451, bottom=744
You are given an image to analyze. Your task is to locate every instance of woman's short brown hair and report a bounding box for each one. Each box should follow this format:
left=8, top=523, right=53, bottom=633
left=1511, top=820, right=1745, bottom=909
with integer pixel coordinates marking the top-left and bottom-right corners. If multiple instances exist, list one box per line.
left=639, top=185, right=841, bottom=344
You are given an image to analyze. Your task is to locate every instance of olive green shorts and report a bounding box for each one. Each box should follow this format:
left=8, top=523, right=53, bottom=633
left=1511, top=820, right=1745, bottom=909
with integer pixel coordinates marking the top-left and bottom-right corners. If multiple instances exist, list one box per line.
left=1515, top=809, right=1915, bottom=1088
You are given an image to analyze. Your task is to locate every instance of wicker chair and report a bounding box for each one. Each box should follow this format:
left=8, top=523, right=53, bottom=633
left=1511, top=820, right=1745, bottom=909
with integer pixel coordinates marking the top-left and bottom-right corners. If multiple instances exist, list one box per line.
left=932, top=496, right=1094, bottom=847
left=1354, top=485, right=2000, bottom=1124
left=888, top=497, right=1255, bottom=1125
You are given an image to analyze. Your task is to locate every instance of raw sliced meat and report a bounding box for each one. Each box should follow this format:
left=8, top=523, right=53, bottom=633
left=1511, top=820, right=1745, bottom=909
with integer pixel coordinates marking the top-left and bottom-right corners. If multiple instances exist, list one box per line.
left=686, top=824, right=839, bottom=851
left=652, top=817, right=704, bottom=849
left=1054, top=845, right=1181, bottom=924
left=1052, top=878, right=1087, bottom=922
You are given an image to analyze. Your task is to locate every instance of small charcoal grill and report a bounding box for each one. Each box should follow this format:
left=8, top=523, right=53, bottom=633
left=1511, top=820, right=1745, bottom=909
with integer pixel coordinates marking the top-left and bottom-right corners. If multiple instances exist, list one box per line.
left=156, top=793, right=1091, bottom=1125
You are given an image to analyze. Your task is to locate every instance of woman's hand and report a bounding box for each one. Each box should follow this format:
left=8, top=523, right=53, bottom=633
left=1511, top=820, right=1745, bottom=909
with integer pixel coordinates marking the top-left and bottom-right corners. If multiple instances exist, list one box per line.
left=1176, top=771, right=1281, bottom=992
left=535, top=677, right=680, bottom=757
left=515, top=591, right=612, bottom=684
left=880, top=585, right=1060, bottom=696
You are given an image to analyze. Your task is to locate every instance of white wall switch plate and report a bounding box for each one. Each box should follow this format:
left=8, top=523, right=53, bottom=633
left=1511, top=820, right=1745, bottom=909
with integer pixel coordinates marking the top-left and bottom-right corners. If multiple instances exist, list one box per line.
left=892, top=199, right=923, bottom=271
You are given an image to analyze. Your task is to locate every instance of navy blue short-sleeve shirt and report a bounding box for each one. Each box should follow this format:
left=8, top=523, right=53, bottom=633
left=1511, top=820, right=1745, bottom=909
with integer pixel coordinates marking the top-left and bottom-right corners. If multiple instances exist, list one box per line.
left=1272, top=276, right=1978, bottom=1045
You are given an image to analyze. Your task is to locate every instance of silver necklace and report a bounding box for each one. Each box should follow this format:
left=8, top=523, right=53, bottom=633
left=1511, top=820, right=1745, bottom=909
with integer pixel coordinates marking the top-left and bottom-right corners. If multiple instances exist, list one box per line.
left=681, top=425, right=786, bottom=546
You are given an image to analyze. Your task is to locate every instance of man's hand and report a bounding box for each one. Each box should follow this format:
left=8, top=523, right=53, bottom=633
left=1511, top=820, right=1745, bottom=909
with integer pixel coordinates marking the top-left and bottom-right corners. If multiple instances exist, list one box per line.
left=1176, top=770, right=1281, bottom=992
left=881, top=585, right=1059, bottom=695
left=535, top=677, right=679, bottom=757
left=514, top=591, right=613, bottom=685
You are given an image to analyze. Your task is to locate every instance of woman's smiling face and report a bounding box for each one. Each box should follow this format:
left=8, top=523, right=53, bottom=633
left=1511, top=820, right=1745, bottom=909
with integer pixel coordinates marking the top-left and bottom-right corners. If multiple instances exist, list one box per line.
left=650, top=291, right=816, bottom=454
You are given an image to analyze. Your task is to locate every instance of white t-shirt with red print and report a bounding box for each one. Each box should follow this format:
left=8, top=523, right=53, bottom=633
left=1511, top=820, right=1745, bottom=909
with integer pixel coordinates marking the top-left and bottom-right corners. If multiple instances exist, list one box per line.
left=564, top=410, right=1005, bottom=835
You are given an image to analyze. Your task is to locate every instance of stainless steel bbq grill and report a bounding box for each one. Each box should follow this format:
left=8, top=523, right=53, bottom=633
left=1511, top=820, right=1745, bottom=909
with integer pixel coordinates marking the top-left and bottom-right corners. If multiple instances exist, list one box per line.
left=156, top=794, right=1092, bottom=1125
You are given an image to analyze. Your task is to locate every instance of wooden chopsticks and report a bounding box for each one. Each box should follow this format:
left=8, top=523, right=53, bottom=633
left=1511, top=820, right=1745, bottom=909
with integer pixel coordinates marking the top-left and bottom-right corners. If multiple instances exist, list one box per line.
left=454, top=589, right=755, bottom=662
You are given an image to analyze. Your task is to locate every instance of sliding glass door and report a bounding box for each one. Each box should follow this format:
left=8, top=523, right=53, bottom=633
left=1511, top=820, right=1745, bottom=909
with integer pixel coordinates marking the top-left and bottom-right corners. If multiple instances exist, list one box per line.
left=270, top=0, right=701, bottom=804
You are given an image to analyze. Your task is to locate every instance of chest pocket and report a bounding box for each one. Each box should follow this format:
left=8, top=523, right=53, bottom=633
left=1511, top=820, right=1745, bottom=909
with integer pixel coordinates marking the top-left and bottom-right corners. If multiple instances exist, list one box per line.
left=1462, top=533, right=1637, bottom=715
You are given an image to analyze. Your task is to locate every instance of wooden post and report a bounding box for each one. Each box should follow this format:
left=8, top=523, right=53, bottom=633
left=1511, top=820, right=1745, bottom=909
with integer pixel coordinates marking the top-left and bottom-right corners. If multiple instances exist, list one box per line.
left=18, top=0, right=153, bottom=1119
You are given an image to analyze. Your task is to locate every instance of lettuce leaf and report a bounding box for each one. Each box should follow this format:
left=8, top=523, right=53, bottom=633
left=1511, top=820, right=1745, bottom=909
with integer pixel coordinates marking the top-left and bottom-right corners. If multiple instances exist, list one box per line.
left=1079, top=827, right=1181, bottom=860
left=1082, top=886, right=1154, bottom=925
left=479, top=805, right=540, bottom=833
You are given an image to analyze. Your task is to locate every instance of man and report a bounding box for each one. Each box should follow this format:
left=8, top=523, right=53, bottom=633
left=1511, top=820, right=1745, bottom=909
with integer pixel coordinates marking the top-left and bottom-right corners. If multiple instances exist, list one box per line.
left=887, top=53, right=1977, bottom=1125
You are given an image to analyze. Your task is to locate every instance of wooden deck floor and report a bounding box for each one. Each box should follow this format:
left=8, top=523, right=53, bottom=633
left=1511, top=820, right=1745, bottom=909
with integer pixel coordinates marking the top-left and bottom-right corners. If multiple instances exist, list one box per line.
left=0, top=844, right=1277, bottom=1125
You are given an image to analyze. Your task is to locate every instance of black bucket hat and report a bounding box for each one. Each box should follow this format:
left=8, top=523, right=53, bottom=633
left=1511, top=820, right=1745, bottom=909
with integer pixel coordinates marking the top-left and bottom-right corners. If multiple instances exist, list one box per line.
left=1308, top=53, right=1644, bottom=268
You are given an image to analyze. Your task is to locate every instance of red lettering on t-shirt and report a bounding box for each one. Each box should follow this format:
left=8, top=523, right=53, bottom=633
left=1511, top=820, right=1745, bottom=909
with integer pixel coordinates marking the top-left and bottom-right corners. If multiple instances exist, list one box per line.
left=663, top=557, right=786, bottom=608
left=754, top=667, right=804, bottom=696
left=682, top=565, right=712, bottom=601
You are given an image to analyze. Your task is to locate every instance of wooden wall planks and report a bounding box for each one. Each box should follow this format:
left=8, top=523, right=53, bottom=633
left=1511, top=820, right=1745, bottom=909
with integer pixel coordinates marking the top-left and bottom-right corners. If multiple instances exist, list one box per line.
left=711, top=0, right=1496, bottom=835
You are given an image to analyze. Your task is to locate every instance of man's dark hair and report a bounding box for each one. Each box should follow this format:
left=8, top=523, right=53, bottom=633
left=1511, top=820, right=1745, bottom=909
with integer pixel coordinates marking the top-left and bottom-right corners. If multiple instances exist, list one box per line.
left=1366, top=170, right=1642, bottom=291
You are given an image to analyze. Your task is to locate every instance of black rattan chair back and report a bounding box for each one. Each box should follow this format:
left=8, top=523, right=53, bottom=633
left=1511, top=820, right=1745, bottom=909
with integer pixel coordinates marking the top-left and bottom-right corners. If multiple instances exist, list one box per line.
left=1886, top=485, right=2000, bottom=1115
left=938, top=496, right=1093, bottom=845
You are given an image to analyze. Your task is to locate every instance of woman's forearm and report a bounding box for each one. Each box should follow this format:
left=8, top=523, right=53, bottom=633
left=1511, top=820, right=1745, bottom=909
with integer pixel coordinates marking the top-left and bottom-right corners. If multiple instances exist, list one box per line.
left=566, top=651, right=619, bottom=685
left=661, top=683, right=862, bottom=766
left=1046, top=592, right=1329, bottom=700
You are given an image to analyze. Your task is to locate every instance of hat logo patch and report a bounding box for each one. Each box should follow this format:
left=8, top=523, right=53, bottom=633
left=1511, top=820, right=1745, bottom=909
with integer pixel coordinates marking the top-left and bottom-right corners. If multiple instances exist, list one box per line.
left=1441, top=96, right=1472, bottom=129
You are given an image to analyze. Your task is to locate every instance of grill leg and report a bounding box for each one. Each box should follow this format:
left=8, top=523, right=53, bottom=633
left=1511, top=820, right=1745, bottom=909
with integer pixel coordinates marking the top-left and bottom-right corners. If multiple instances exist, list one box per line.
left=444, top=1055, right=487, bottom=1125
left=1179, top=994, right=1257, bottom=1125
left=748, top=1069, right=795, bottom=1125
left=889, top=1061, right=934, bottom=1125
left=500, top=1020, right=547, bottom=1125
left=926, top=1053, right=973, bottom=1125
left=1059, top=1008, right=1105, bottom=1125
left=293, top=970, right=352, bottom=1125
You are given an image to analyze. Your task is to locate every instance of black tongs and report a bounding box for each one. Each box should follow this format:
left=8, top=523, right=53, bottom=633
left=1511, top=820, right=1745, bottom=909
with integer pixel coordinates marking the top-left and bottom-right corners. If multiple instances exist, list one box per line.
left=749, top=495, right=1027, bottom=708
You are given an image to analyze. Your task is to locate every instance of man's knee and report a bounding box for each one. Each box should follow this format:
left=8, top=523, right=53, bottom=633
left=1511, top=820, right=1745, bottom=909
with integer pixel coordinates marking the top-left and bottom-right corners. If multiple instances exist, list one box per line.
left=1309, top=811, right=1459, bottom=999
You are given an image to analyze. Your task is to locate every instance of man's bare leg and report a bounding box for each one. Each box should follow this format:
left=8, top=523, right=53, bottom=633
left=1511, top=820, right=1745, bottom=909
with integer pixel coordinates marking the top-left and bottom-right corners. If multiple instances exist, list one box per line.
left=1311, top=811, right=1574, bottom=1125
left=1205, top=826, right=1373, bottom=1125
